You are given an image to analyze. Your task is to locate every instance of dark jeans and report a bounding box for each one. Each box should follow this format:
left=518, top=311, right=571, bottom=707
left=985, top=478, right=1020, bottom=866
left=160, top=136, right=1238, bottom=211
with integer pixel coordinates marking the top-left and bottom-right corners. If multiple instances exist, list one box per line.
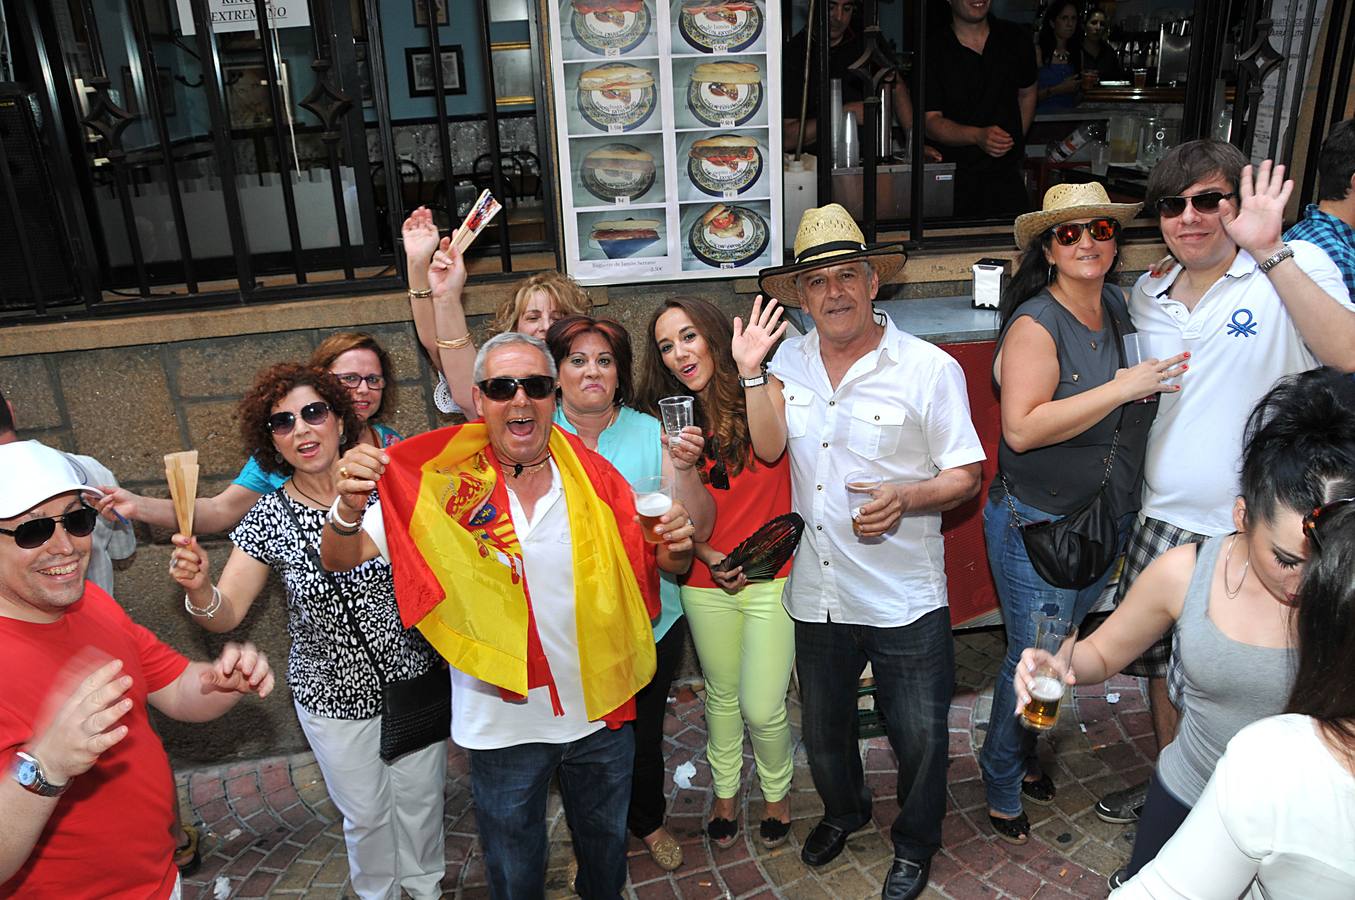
left=1126, top=771, right=1192, bottom=876
left=469, top=725, right=634, bottom=899
left=795, top=607, right=955, bottom=860
left=629, top=617, right=687, bottom=838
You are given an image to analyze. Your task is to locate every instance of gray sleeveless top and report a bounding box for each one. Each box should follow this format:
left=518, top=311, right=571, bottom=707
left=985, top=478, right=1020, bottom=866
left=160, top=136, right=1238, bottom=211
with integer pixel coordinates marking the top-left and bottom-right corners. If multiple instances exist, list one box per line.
left=1157, top=536, right=1296, bottom=805
left=993, top=287, right=1155, bottom=517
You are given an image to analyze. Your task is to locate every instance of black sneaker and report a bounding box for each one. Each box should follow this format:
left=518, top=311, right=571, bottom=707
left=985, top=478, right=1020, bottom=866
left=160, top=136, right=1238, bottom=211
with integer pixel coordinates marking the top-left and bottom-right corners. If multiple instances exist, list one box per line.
left=1095, top=781, right=1148, bottom=824
left=1108, top=867, right=1128, bottom=889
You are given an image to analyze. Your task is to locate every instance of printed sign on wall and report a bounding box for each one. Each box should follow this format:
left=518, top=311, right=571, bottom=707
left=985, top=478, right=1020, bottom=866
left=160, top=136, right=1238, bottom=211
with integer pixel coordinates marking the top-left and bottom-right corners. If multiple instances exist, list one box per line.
left=547, top=0, right=782, bottom=285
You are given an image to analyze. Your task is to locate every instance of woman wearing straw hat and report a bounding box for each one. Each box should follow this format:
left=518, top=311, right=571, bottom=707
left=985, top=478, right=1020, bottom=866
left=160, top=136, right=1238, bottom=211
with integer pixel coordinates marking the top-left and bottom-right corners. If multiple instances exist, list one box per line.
left=980, top=182, right=1186, bottom=844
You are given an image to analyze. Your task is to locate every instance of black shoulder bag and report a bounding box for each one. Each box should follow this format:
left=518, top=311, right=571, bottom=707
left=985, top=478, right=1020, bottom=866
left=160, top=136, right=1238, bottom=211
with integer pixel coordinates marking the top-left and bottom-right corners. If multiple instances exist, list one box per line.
left=280, top=496, right=450, bottom=763
left=1000, top=302, right=1128, bottom=590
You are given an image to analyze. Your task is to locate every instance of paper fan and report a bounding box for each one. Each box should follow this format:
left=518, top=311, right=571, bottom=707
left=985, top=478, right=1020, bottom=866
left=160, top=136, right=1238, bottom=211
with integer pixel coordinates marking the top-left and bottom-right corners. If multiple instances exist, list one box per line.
left=715, top=512, right=805, bottom=582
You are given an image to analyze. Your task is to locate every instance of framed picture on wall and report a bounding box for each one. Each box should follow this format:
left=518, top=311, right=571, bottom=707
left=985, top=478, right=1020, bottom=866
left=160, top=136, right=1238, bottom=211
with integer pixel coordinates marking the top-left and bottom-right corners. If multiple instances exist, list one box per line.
left=491, top=43, right=534, bottom=106
left=224, top=62, right=291, bottom=128
left=412, top=0, right=449, bottom=26
left=405, top=47, right=466, bottom=97
left=489, top=0, right=530, bottom=20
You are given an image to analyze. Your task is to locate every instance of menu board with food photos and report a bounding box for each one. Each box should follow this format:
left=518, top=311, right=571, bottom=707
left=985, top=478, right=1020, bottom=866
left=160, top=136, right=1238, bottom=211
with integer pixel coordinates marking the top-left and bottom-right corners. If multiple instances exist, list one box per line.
left=548, top=0, right=782, bottom=285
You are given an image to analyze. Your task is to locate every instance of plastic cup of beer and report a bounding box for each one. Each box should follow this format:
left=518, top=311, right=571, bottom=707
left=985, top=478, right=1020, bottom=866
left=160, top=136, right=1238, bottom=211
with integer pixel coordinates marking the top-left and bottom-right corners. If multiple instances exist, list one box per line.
left=658, top=396, right=694, bottom=448
left=631, top=475, right=673, bottom=544
left=845, top=470, right=884, bottom=537
left=1021, top=616, right=1078, bottom=732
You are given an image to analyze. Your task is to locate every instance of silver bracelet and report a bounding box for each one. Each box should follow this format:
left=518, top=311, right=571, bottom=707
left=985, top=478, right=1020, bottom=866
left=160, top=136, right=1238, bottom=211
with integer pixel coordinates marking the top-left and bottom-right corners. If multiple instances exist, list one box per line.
left=184, top=585, right=222, bottom=619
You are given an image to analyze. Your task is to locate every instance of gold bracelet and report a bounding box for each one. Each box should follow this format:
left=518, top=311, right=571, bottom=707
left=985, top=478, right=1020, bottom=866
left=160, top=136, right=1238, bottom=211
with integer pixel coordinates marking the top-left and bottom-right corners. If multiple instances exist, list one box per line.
left=436, top=334, right=473, bottom=350
left=408, top=287, right=433, bottom=299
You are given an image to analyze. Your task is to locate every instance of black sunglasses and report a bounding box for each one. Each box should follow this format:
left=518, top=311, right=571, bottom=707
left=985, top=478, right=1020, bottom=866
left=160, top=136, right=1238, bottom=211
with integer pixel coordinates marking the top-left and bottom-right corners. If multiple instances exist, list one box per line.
left=704, top=438, right=729, bottom=491
left=1303, top=497, right=1355, bottom=552
left=478, top=375, right=556, bottom=402
left=334, top=372, right=385, bottom=389
left=267, top=401, right=332, bottom=436
left=1049, top=217, right=1119, bottom=246
left=0, top=504, right=98, bottom=550
left=1154, top=191, right=1237, bottom=219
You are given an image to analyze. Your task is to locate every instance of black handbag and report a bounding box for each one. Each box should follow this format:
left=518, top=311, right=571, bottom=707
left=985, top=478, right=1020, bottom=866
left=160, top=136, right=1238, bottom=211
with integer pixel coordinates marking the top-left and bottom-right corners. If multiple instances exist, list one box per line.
left=280, top=496, right=451, bottom=763
left=1000, top=300, right=1128, bottom=590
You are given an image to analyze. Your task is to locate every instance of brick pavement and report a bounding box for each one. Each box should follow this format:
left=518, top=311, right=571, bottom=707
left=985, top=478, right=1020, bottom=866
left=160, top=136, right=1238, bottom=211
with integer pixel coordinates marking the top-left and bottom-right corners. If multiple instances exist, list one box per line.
left=175, top=631, right=1156, bottom=899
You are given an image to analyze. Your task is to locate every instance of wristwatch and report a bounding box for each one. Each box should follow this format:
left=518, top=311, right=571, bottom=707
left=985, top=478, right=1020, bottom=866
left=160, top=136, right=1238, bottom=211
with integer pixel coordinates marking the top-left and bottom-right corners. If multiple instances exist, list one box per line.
left=12, top=750, right=68, bottom=797
left=738, top=372, right=769, bottom=389
left=1258, top=243, right=1295, bottom=273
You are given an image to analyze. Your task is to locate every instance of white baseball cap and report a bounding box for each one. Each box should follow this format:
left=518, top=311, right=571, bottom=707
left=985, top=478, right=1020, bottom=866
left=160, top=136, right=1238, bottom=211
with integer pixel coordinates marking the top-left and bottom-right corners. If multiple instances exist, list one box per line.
left=0, top=441, right=103, bottom=519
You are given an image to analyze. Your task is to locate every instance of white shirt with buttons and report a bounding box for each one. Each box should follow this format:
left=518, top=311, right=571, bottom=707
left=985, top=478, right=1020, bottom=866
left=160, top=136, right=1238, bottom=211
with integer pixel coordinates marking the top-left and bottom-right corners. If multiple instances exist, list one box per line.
left=767, top=313, right=985, bottom=627
left=1129, top=241, right=1354, bottom=536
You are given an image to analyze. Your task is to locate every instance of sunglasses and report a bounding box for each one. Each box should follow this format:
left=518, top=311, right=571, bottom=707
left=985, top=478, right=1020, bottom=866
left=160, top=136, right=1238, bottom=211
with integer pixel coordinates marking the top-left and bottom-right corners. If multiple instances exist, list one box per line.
left=478, top=375, right=556, bottom=402
left=704, top=438, right=729, bottom=491
left=1049, top=217, right=1120, bottom=246
left=1154, top=191, right=1237, bottom=219
left=334, top=372, right=385, bottom=389
left=267, top=401, right=332, bottom=436
left=1302, top=497, right=1355, bottom=552
left=0, top=504, right=98, bottom=549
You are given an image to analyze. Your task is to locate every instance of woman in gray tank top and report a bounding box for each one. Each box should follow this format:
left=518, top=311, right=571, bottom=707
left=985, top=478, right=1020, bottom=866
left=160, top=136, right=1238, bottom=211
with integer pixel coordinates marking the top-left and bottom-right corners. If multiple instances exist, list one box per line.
left=1014, top=368, right=1355, bottom=886
left=981, top=184, right=1186, bottom=845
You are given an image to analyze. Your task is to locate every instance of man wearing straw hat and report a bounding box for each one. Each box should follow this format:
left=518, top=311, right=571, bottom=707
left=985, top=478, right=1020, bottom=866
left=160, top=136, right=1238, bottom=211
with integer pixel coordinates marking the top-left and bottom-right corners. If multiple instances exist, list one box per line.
left=740, top=204, right=985, bottom=900
left=0, top=440, right=275, bottom=898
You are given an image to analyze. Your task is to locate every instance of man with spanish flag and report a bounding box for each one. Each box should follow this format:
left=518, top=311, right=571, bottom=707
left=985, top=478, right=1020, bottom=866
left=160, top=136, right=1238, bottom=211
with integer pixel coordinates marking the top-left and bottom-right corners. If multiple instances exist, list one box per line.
left=321, top=332, right=695, bottom=898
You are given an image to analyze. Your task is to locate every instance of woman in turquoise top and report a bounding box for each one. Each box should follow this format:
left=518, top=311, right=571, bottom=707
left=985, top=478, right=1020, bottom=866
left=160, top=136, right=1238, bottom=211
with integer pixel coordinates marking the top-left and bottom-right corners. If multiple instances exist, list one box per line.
left=100, top=332, right=406, bottom=534
left=1035, top=1, right=1082, bottom=113
left=545, top=315, right=714, bottom=873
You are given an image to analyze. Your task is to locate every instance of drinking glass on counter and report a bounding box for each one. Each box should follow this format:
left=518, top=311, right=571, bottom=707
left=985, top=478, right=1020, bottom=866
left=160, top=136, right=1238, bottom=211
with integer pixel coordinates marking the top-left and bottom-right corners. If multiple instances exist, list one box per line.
left=1020, top=615, right=1077, bottom=732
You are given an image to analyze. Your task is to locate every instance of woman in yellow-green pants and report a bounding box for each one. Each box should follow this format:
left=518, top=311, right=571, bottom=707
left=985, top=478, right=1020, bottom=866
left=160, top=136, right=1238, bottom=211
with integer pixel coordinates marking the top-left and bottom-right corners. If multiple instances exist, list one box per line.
left=638, top=295, right=797, bottom=850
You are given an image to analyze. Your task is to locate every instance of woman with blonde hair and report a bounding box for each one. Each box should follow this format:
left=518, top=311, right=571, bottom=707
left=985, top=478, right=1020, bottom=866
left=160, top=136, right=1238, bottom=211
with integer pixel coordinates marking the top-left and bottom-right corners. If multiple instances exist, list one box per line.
left=401, top=207, right=591, bottom=413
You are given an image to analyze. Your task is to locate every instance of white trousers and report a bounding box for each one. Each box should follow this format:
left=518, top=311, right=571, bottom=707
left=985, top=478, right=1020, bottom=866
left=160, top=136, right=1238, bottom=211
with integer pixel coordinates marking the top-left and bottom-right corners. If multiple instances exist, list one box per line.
left=295, top=701, right=447, bottom=900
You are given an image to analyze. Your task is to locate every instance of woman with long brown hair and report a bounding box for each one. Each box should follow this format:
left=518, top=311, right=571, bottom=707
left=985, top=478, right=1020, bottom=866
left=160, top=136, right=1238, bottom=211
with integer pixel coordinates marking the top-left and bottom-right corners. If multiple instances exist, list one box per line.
left=636, top=296, right=796, bottom=851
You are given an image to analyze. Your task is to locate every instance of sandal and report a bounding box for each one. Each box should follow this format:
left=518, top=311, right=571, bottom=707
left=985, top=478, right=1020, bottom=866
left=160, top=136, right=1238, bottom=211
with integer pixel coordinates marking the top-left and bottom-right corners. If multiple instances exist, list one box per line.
left=706, top=816, right=739, bottom=850
left=988, top=811, right=1030, bottom=845
left=758, top=817, right=791, bottom=849
left=643, top=829, right=683, bottom=871
left=1021, top=772, right=1056, bottom=805
left=174, top=823, right=202, bottom=877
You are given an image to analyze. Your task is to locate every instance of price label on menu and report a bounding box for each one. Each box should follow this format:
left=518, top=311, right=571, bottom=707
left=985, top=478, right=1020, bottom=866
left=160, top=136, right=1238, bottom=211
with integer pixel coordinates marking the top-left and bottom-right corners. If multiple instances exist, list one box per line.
left=712, top=44, right=729, bottom=53
left=722, top=189, right=739, bottom=199
left=614, top=196, right=630, bottom=206
left=605, top=47, right=620, bottom=58
left=720, top=262, right=735, bottom=269
left=608, top=124, right=624, bottom=134
left=720, top=119, right=736, bottom=128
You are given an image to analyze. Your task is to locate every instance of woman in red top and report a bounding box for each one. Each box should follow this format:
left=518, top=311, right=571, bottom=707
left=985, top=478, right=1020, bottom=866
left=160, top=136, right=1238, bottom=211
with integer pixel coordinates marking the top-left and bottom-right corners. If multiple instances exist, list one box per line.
left=638, top=296, right=796, bottom=851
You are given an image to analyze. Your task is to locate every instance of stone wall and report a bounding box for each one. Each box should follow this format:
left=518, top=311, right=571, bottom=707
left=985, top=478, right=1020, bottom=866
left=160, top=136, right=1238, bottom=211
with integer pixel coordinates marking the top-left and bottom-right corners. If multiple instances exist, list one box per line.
left=0, top=277, right=759, bottom=767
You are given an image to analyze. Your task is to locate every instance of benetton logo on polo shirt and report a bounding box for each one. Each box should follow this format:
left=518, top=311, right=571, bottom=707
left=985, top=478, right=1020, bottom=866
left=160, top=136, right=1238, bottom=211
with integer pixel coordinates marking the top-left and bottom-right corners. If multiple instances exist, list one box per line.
left=1226, top=308, right=1259, bottom=337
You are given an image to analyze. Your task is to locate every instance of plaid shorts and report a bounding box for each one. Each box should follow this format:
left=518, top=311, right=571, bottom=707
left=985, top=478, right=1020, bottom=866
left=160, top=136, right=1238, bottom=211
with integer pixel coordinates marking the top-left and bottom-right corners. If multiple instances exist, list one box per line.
left=1114, top=515, right=1211, bottom=680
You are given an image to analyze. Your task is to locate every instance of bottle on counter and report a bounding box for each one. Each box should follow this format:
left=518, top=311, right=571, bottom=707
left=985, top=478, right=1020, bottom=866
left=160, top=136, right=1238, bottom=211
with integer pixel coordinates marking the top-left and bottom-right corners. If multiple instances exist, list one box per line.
left=1046, top=121, right=1107, bottom=163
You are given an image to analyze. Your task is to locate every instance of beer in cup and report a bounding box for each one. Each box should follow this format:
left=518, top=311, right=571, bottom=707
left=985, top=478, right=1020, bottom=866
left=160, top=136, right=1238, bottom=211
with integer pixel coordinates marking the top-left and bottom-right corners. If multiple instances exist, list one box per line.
left=1020, top=615, right=1078, bottom=732
left=845, top=469, right=884, bottom=538
left=631, top=474, right=672, bottom=544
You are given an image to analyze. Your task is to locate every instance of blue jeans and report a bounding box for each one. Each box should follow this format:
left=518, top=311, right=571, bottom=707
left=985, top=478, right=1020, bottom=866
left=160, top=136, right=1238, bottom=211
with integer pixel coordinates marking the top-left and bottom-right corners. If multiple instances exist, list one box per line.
left=469, top=725, right=634, bottom=899
left=796, top=607, right=955, bottom=860
left=978, top=489, right=1131, bottom=816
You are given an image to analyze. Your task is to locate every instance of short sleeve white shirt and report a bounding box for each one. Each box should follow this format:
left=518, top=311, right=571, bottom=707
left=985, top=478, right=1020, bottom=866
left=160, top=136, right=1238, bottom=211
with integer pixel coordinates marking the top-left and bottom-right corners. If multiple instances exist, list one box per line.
left=1130, top=241, right=1354, bottom=535
left=767, top=313, right=986, bottom=627
left=361, top=462, right=604, bottom=750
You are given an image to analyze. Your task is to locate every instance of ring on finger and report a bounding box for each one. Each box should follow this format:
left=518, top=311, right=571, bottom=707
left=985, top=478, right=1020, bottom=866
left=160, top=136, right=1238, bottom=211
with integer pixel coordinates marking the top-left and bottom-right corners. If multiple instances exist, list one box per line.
left=339, top=466, right=349, bottom=479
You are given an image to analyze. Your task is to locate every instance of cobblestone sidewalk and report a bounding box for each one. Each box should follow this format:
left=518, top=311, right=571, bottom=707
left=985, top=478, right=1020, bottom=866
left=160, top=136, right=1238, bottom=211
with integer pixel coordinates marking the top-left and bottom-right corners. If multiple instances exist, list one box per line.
left=176, top=632, right=1156, bottom=899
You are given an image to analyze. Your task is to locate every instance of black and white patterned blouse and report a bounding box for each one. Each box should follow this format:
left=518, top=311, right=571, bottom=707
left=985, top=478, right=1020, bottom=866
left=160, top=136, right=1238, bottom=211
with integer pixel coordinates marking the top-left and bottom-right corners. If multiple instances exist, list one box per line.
left=230, top=489, right=439, bottom=720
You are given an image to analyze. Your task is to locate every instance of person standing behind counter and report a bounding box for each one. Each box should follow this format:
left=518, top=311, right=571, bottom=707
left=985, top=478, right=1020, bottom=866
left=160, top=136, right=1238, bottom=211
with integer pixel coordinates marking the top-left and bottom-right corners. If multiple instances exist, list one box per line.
left=924, top=0, right=1037, bottom=217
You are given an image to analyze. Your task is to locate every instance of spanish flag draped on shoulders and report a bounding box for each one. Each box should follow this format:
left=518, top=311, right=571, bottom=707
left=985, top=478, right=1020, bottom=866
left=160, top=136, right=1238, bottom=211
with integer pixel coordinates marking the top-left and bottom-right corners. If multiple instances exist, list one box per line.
left=379, top=420, right=659, bottom=726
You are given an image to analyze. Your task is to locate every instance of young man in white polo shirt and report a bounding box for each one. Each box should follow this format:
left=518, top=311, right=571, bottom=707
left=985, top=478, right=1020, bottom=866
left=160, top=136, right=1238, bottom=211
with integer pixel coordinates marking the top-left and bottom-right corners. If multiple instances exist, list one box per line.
left=1095, top=140, right=1355, bottom=866
left=747, top=204, right=985, bottom=900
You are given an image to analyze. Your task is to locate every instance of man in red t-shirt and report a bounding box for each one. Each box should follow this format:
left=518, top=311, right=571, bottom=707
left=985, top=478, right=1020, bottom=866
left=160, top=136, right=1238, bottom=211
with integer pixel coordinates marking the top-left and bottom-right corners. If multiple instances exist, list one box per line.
left=0, top=441, right=276, bottom=899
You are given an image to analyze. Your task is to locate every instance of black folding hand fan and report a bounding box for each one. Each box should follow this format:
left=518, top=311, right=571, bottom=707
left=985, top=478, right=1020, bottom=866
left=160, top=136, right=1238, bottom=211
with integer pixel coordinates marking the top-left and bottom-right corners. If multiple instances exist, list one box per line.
left=714, top=512, right=806, bottom=582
